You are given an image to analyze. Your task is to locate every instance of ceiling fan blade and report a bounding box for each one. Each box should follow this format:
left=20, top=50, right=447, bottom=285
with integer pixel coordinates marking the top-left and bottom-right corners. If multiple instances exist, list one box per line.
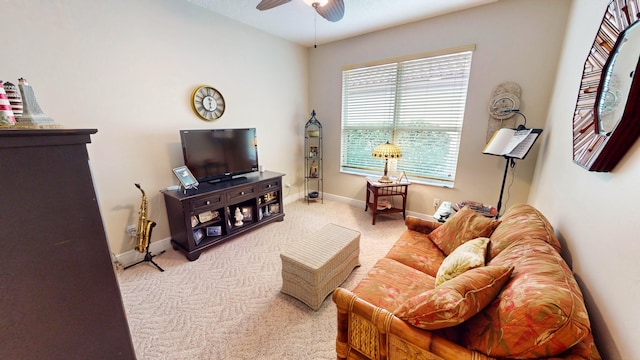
left=315, top=0, right=344, bottom=22
left=256, top=0, right=292, bottom=11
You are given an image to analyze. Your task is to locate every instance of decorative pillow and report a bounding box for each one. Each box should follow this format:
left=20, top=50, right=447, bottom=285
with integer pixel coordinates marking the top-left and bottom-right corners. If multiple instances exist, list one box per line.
left=435, top=237, right=489, bottom=286
left=428, top=205, right=500, bottom=255
left=394, top=265, right=513, bottom=330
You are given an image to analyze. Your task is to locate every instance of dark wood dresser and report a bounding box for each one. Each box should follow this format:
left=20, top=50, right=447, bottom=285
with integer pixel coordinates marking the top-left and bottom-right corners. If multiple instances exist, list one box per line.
left=0, top=129, right=136, bottom=359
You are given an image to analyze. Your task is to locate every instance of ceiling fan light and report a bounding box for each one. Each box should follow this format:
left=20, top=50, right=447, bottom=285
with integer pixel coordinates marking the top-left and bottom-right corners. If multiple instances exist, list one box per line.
left=303, top=0, right=329, bottom=8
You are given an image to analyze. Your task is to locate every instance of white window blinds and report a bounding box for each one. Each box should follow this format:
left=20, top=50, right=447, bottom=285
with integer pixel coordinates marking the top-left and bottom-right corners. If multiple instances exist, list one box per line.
left=340, top=47, right=473, bottom=187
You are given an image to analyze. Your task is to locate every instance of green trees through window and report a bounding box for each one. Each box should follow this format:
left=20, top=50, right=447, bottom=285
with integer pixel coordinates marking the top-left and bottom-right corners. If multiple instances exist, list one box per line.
left=340, top=46, right=474, bottom=187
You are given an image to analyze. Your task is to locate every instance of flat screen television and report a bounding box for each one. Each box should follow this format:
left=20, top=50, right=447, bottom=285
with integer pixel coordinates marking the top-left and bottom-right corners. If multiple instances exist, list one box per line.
left=180, top=128, right=259, bottom=183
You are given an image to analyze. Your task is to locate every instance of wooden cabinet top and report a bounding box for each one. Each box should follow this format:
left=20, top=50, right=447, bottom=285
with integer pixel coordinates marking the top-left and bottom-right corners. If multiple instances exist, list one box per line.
left=163, top=170, right=284, bottom=201
left=0, top=128, right=98, bottom=148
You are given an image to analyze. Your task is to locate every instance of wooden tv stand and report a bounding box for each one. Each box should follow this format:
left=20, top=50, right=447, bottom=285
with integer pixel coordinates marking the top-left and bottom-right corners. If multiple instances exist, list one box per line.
left=163, top=171, right=285, bottom=261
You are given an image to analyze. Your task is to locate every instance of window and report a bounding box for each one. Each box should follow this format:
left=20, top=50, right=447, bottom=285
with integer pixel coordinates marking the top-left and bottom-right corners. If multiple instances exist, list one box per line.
left=340, top=45, right=474, bottom=187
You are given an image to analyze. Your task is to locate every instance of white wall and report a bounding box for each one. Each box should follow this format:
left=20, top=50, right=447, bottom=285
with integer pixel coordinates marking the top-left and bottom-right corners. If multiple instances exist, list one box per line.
left=530, top=0, right=640, bottom=358
left=308, top=0, right=571, bottom=216
left=1, top=0, right=308, bottom=255
left=4, top=0, right=635, bottom=357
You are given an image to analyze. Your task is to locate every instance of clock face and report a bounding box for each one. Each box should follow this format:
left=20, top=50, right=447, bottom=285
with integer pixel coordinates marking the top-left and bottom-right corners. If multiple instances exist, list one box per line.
left=191, top=85, right=225, bottom=121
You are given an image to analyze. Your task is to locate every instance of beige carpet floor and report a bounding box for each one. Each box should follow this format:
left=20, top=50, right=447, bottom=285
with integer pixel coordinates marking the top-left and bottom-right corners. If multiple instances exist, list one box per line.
left=116, top=198, right=407, bottom=359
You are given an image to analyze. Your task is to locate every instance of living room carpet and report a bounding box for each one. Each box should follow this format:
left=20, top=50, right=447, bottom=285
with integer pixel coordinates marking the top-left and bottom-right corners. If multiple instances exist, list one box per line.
left=116, top=198, right=407, bottom=359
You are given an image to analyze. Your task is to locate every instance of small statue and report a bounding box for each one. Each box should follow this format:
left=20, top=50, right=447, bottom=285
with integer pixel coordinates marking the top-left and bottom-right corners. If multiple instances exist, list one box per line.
left=234, top=207, right=244, bottom=226
left=16, top=77, right=58, bottom=127
left=0, top=81, right=16, bottom=126
left=309, top=160, right=319, bottom=178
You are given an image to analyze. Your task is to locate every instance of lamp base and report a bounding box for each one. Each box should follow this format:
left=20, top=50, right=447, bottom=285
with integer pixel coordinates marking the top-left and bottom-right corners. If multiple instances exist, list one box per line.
left=378, top=175, right=393, bottom=183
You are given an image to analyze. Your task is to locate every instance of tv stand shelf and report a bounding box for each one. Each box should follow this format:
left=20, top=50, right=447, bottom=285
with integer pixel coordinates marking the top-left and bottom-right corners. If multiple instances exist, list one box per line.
left=163, top=170, right=285, bottom=261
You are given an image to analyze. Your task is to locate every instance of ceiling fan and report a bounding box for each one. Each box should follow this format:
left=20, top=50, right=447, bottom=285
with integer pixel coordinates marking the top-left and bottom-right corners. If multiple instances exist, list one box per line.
left=256, top=0, right=345, bottom=22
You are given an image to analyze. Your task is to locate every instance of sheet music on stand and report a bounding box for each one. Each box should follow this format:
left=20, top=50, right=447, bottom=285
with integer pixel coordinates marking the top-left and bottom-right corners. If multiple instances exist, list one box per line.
left=483, top=127, right=542, bottom=159
left=509, top=130, right=540, bottom=159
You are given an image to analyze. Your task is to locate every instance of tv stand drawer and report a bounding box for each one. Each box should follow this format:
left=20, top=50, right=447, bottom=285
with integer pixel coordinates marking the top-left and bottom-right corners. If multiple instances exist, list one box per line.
left=227, top=185, right=256, bottom=203
left=259, top=178, right=281, bottom=193
left=190, top=193, right=223, bottom=212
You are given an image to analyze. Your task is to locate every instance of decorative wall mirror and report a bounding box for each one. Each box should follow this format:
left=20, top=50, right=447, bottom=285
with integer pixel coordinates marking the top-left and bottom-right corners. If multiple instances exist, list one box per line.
left=573, top=0, right=640, bottom=172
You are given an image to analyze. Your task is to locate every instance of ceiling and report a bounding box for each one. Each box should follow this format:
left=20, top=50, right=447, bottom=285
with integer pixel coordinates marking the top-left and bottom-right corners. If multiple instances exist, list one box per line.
left=185, top=0, right=498, bottom=47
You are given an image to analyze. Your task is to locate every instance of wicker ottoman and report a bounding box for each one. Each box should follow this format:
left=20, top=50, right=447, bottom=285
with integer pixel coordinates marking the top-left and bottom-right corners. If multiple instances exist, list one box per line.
left=280, top=223, right=361, bottom=311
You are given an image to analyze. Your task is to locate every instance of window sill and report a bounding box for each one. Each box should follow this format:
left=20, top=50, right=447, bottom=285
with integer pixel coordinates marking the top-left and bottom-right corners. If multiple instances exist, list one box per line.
left=339, top=169, right=453, bottom=188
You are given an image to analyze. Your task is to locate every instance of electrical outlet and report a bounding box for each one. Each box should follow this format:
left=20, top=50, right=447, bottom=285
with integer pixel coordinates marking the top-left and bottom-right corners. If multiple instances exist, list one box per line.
left=126, top=225, right=137, bottom=237
left=433, top=198, right=441, bottom=208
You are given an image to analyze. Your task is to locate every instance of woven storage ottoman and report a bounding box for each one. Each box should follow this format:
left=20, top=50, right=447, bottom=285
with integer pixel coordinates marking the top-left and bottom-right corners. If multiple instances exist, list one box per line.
left=280, top=223, right=361, bottom=311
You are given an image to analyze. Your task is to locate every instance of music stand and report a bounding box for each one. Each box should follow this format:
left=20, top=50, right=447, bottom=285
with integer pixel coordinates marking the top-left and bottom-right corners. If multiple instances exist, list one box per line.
left=483, top=125, right=542, bottom=217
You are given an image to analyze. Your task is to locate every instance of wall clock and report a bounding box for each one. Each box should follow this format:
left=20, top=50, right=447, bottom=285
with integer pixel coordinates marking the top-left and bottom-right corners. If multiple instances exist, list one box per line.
left=572, top=0, right=640, bottom=172
left=191, top=85, right=225, bottom=121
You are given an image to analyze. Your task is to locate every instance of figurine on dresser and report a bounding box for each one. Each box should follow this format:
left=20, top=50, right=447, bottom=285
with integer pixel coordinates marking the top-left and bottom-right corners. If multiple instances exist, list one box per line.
left=234, top=207, right=244, bottom=226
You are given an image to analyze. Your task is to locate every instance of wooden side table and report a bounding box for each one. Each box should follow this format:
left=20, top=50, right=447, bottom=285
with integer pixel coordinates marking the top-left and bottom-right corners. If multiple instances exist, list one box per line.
left=365, top=177, right=410, bottom=225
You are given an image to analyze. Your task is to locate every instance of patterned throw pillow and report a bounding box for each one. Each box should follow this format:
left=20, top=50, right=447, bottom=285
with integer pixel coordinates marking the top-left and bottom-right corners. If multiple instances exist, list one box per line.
left=394, top=265, right=513, bottom=330
left=435, top=237, right=489, bottom=286
left=428, top=205, right=500, bottom=255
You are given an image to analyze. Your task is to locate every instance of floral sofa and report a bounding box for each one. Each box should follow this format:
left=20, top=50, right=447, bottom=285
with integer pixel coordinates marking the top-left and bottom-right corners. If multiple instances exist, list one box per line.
left=333, top=204, right=601, bottom=359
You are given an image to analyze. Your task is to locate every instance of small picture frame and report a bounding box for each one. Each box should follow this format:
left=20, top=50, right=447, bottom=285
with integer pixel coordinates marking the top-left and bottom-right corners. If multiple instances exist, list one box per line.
left=193, top=229, right=204, bottom=246
left=172, top=165, right=199, bottom=190
left=269, top=203, right=280, bottom=214
left=206, top=226, right=222, bottom=236
left=241, top=206, right=253, bottom=221
left=396, top=171, right=408, bottom=184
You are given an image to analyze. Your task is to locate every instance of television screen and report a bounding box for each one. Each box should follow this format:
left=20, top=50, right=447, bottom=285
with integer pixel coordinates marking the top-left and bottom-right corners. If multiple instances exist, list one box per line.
left=180, top=128, right=259, bottom=183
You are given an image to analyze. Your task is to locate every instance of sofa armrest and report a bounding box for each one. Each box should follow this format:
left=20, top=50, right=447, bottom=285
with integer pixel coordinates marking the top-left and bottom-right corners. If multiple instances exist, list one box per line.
left=405, top=216, right=442, bottom=234
left=333, top=287, right=493, bottom=360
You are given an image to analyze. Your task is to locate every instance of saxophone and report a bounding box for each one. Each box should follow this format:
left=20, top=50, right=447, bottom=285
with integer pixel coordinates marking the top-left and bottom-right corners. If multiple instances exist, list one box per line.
left=134, top=183, right=156, bottom=253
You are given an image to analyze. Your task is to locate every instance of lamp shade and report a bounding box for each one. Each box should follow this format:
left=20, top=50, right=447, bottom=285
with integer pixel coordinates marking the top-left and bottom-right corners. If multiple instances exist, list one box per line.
left=372, top=141, right=401, bottom=183
left=372, top=142, right=402, bottom=159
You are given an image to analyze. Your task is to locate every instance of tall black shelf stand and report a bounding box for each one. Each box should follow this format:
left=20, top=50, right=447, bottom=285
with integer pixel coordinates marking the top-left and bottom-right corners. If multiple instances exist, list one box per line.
left=304, top=110, right=323, bottom=204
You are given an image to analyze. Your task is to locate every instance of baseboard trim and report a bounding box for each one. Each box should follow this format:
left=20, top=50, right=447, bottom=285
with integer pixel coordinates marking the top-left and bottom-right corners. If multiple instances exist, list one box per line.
left=115, top=192, right=433, bottom=266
